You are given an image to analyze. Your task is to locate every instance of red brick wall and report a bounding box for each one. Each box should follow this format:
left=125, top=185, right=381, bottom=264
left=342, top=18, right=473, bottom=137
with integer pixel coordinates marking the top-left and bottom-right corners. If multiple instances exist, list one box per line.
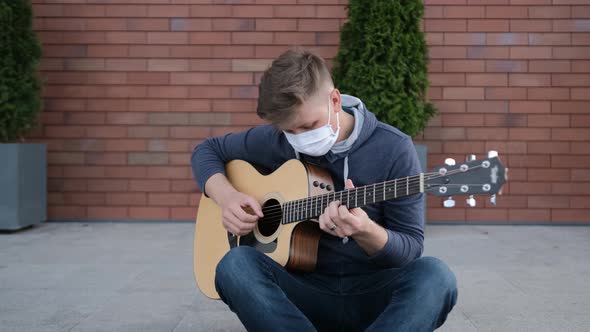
left=31, top=0, right=589, bottom=223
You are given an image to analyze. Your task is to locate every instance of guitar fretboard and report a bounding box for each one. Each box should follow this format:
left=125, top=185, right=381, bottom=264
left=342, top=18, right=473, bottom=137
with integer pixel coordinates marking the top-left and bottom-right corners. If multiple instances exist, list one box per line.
left=281, top=173, right=424, bottom=224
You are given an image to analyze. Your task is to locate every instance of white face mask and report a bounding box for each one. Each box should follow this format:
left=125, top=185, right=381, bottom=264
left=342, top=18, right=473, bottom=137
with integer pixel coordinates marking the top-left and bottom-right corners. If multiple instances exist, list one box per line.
left=284, top=96, right=340, bottom=157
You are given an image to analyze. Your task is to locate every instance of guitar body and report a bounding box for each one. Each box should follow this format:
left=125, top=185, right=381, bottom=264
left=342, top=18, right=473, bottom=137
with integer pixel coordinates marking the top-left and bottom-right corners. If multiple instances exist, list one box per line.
left=193, top=159, right=332, bottom=299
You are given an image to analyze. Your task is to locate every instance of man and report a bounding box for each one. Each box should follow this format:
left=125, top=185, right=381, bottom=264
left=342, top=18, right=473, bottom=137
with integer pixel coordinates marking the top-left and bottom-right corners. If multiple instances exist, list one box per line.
left=191, top=47, right=457, bottom=331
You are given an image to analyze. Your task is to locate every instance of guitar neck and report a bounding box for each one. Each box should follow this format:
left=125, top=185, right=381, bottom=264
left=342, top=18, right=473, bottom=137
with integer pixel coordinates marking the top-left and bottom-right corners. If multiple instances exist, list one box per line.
left=282, top=173, right=424, bottom=225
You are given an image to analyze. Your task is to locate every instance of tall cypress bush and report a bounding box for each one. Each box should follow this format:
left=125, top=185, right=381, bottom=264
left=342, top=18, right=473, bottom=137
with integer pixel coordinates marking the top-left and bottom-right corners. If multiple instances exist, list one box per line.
left=0, top=0, right=42, bottom=143
left=332, top=0, right=435, bottom=137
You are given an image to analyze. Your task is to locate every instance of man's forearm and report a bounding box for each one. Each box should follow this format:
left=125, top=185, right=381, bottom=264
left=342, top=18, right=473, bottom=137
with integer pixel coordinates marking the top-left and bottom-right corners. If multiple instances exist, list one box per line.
left=204, top=173, right=238, bottom=206
left=352, top=218, right=389, bottom=256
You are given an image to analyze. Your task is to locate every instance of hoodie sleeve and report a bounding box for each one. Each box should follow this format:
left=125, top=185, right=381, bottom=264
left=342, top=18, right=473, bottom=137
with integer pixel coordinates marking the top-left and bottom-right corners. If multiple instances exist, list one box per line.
left=367, top=136, right=425, bottom=268
left=190, top=125, right=285, bottom=197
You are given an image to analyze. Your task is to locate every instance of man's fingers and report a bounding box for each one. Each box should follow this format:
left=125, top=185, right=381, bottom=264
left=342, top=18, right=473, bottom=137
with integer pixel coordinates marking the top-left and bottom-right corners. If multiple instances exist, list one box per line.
left=242, top=197, right=264, bottom=218
left=232, top=205, right=258, bottom=223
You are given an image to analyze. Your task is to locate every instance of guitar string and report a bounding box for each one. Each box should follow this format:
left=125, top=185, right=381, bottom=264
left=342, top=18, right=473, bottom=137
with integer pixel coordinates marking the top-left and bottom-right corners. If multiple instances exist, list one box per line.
left=256, top=164, right=489, bottom=223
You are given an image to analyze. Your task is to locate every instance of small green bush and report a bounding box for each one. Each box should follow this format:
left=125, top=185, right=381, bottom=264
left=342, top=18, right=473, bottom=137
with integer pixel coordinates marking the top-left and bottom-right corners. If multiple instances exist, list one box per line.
left=0, top=0, right=42, bottom=143
left=332, top=0, right=436, bottom=137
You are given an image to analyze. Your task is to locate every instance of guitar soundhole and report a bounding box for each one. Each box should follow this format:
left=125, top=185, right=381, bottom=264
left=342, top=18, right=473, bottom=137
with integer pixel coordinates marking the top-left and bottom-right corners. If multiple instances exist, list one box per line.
left=257, top=198, right=282, bottom=237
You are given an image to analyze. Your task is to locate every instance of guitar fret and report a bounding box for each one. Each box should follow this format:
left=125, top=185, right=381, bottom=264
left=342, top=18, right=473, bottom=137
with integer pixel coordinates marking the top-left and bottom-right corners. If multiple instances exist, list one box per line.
left=347, top=189, right=350, bottom=207
left=355, top=188, right=358, bottom=207
left=383, top=181, right=386, bottom=201
left=394, top=180, right=397, bottom=198
left=364, top=186, right=366, bottom=205
left=406, top=176, right=409, bottom=196
left=373, top=184, right=376, bottom=203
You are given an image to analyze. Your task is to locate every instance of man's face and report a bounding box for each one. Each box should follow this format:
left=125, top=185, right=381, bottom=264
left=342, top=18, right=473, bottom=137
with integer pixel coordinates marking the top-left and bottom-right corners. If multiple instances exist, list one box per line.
left=279, top=89, right=338, bottom=135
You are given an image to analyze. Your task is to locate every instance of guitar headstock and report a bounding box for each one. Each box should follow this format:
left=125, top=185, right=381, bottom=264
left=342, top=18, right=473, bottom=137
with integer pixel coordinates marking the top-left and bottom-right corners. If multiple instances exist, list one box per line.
left=424, top=151, right=507, bottom=208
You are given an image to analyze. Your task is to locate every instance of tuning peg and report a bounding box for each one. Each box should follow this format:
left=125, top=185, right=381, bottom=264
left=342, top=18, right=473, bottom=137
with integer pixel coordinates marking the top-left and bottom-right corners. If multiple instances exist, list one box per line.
left=466, top=196, right=476, bottom=207
left=443, top=197, right=455, bottom=208
left=490, top=194, right=497, bottom=206
left=466, top=154, right=476, bottom=162
left=487, top=150, right=498, bottom=159
left=444, top=158, right=456, bottom=166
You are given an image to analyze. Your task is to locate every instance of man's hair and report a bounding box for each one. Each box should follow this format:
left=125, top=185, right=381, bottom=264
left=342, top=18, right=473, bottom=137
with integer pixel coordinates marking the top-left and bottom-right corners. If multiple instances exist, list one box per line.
left=256, top=47, right=334, bottom=127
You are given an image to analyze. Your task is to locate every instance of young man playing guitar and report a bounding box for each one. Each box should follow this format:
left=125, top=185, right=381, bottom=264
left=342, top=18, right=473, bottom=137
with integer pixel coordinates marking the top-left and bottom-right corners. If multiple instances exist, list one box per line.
left=191, top=48, right=458, bottom=331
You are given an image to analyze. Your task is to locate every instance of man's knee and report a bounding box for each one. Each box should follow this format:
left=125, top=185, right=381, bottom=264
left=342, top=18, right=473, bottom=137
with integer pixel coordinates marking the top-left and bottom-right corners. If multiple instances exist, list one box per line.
left=215, top=246, right=263, bottom=290
left=409, top=256, right=458, bottom=303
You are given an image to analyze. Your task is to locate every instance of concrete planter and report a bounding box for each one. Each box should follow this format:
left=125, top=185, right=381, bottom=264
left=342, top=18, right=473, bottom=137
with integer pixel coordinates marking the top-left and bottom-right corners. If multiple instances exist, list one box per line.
left=0, top=143, right=47, bottom=230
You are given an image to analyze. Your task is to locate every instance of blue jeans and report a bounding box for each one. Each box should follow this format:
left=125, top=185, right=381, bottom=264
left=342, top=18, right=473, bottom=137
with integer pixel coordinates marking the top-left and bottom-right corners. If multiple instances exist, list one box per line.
left=214, top=246, right=458, bottom=332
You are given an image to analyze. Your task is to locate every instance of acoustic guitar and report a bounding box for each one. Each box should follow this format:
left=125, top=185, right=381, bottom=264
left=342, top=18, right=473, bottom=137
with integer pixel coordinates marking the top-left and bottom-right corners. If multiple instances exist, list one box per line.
left=194, top=152, right=507, bottom=299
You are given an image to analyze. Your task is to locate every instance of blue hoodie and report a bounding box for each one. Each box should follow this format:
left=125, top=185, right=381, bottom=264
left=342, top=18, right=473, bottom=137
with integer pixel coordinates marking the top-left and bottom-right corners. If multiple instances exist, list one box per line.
left=191, top=94, right=424, bottom=275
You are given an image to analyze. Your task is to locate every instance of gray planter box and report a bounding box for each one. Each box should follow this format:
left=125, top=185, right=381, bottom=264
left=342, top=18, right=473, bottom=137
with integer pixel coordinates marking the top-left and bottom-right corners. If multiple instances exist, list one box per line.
left=0, top=143, right=47, bottom=230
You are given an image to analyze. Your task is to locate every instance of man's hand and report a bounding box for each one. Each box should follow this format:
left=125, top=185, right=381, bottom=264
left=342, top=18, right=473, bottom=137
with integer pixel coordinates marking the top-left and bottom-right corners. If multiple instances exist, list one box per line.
left=219, top=191, right=264, bottom=236
left=318, top=179, right=371, bottom=238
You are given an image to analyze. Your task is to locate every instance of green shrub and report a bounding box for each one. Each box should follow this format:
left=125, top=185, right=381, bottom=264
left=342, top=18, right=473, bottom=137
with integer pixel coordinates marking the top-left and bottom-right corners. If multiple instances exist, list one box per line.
left=332, top=0, right=435, bottom=137
left=0, top=0, right=42, bottom=143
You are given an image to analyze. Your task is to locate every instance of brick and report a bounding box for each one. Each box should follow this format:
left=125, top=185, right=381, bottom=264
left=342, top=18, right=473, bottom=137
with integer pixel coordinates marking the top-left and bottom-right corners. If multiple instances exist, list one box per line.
left=190, top=59, right=231, bottom=71
left=230, top=113, right=265, bottom=126
left=468, top=19, right=509, bottom=32
left=468, top=46, right=509, bottom=59
left=44, top=72, right=87, bottom=85
left=44, top=45, right=87, bottom=57
left=128, top=152, right=169, bottom=165
left=189, top=113, right=231, bottom=125
left=528, top=169, right=570, bottom=181
left=467, top=128, right=508, bottom=140
left=147, top=32, right=189, bottom=44
left=508, top=209, right=550, bottom=222
left=486, top=60, right=527, bottom=72
left=170, top=18, right=211, bottom=31
left=86, top=18, right=127, bottom=31
left=466, top=73, right=507, bottom=86
left=212, top=99, right=256, bottom=112
left=105, top=32, right=147, bottom=44
left=148, top=113, right=189, bottom=125
left=571, top=196, right=589, bottom=208
left=129, top=207, right=169, bottom=220
left=429, top=73, right=465, bottom=86
left=487, top=6, right=528, bottom=18
left=48, top=206, right=87, bottom=219
left=61, top=32, right=106, bottom=44
left=425, top=19, right=467, bottom=32
left=467, top=101, right=509, bottom=113
left=466, top=209, right=508, bottom=222
left=425, top=6, right=444, bottom=18
left=553, top=74, right=590, bottom=86
left=45, top=126, right=85, bottom=138
left=509, top=74, right=551, bottom=87
left=427, top=87, right=443, bottom=100
left=571, top=114, right=590, bottom=126
left=484, top=114, right=527, bottom=127
left=190, top=5, right=232, bottom=17
left=273, top=5, right=315, bottom=18
left=104, top=139, right=147, bottom=152
left=429, top=46, right=467, bottom=59
left=529, top=33, right=571, bottom=46
left=552, top=210, right=590, bottom=223
left=188, top=86, right=232, bottom=99
left=48, top=152, right=85, bottom=165
left=566, top=54, right=590, bottom=69
left=426, top=33, right=444, bottom=45
left=127, top=72, right=170, bottom=85
left=129, top=180, right=171, bottom=192
left=62, top=166, right=105, bottom=178
left=554, top=47, right=590, bottom=58
left=105, top=59, right=147, bottom=71
left=170, top=126, right=211, bottom=139
left=510, top=19, right=552, bottom=32
left=509, top=128, right=551, bottom=140
left=553, top=19, right=590, bottom=32
left=485, top=141, right=527, bottom=154
left=64, top=59, right=105, bottom=71
left=507, top=155, right=551, bottom=169
left=62, top=193, right=105, bottom=206
left=552, top=101, right=590, bottom=113
left=316, top=5, right=347, bottom=18
left=105, top=193, right=147, bottom=206
left=232, top=5, right=273, bottom=17
left=428, top=208, right=465, bottom=222
left=85, top=126, right=127, bottom=138
left=171, top=207, right=197, bottom=220
left=126, top=18, right=169, bottom=31
left=529, top=61, right=571, bottom=73
left=487, top=33, right=527, bottom=45
left=446, top=32, right=486, bottom=45
left=274, top=32, right=315, bottom=45
left=441, top=114, right=484, bottom=126
left=527, top=141, right=570, bottom=154
left=147, top=139, right=190, bottom=152
left=443, top=87, right=484, bottom=100
left=87, top=207, right=128, bottom=219
left=572, top=34, right=590, bottom=45
left=147, top=5, right=189, bottom=17
left=106, top=86, right=147, bottom=98
left=510, top=47, right=552, bottom=59
left=212, top=45, right=255, bottom=58
left=528, top=115, right=569, bottom=127
left=85, top=152, right=126, bottom=166
left=38, top=18, right=85, bottom=30
left=528, top=88, right=570, bottom=100
left=106, top=113, right=148, bottom=125
left=170, top=72, right=210, bottom=84
left=105, top=5, right=147, bottom=17
left=61, top=138, right=104, bottom=151
left=431, top=100, right=466, bottom=113
left=256, top=19, right=297, bottom=31
left=147, top=86, right=189, bottom=99
left=87, top=179, right=128, bottom=192
left=62, top=4, right=105, bottom=17
left=129, top=100, right=170, bottom=112
left=212, top=18, right=255, bottom=31
left=529, top=6, right=570, bottom=18
left=87, top=99, right=127, bottom=112
left=423, top=127, right=466, bottom=140
left=148, top=193, right=189, bottom=206
left=129, top=45, right=170, bottom=58
left=510, top=101, right=551, bottom=113
left=169, top=45, right=212, bottom=58
left=190, top=32, right=231, bottom=44
left=485, top=87, right=527, bottom=100
left=572, top=6, right=590, bottom=18
left=443, top=6, right=484, bottom=18
left=572, top=169, right=590, bottom=181
left=298, top=19, right=340, bottom=31
left=552, top=182, right=590, bottom=195
left=509, top=181, right=552, bottom=194
left=87, top=72, right=127, bottom=85
left=147, top=166, right=190, bottom=179
left=429, top=60, right=444, bottom=72
left=552, top=128, right=590, bottom=141
left=443, top=141, right=485, bottom=153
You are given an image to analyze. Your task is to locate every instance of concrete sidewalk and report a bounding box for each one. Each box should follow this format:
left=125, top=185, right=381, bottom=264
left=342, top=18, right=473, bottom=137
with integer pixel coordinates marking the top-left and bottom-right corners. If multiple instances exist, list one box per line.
left=1, top=222, right=589, bottom=332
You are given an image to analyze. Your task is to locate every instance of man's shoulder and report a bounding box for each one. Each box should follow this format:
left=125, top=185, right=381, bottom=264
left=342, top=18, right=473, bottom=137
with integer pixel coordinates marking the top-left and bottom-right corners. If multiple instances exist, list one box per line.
left=371, top=122, right=412, bottom=146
